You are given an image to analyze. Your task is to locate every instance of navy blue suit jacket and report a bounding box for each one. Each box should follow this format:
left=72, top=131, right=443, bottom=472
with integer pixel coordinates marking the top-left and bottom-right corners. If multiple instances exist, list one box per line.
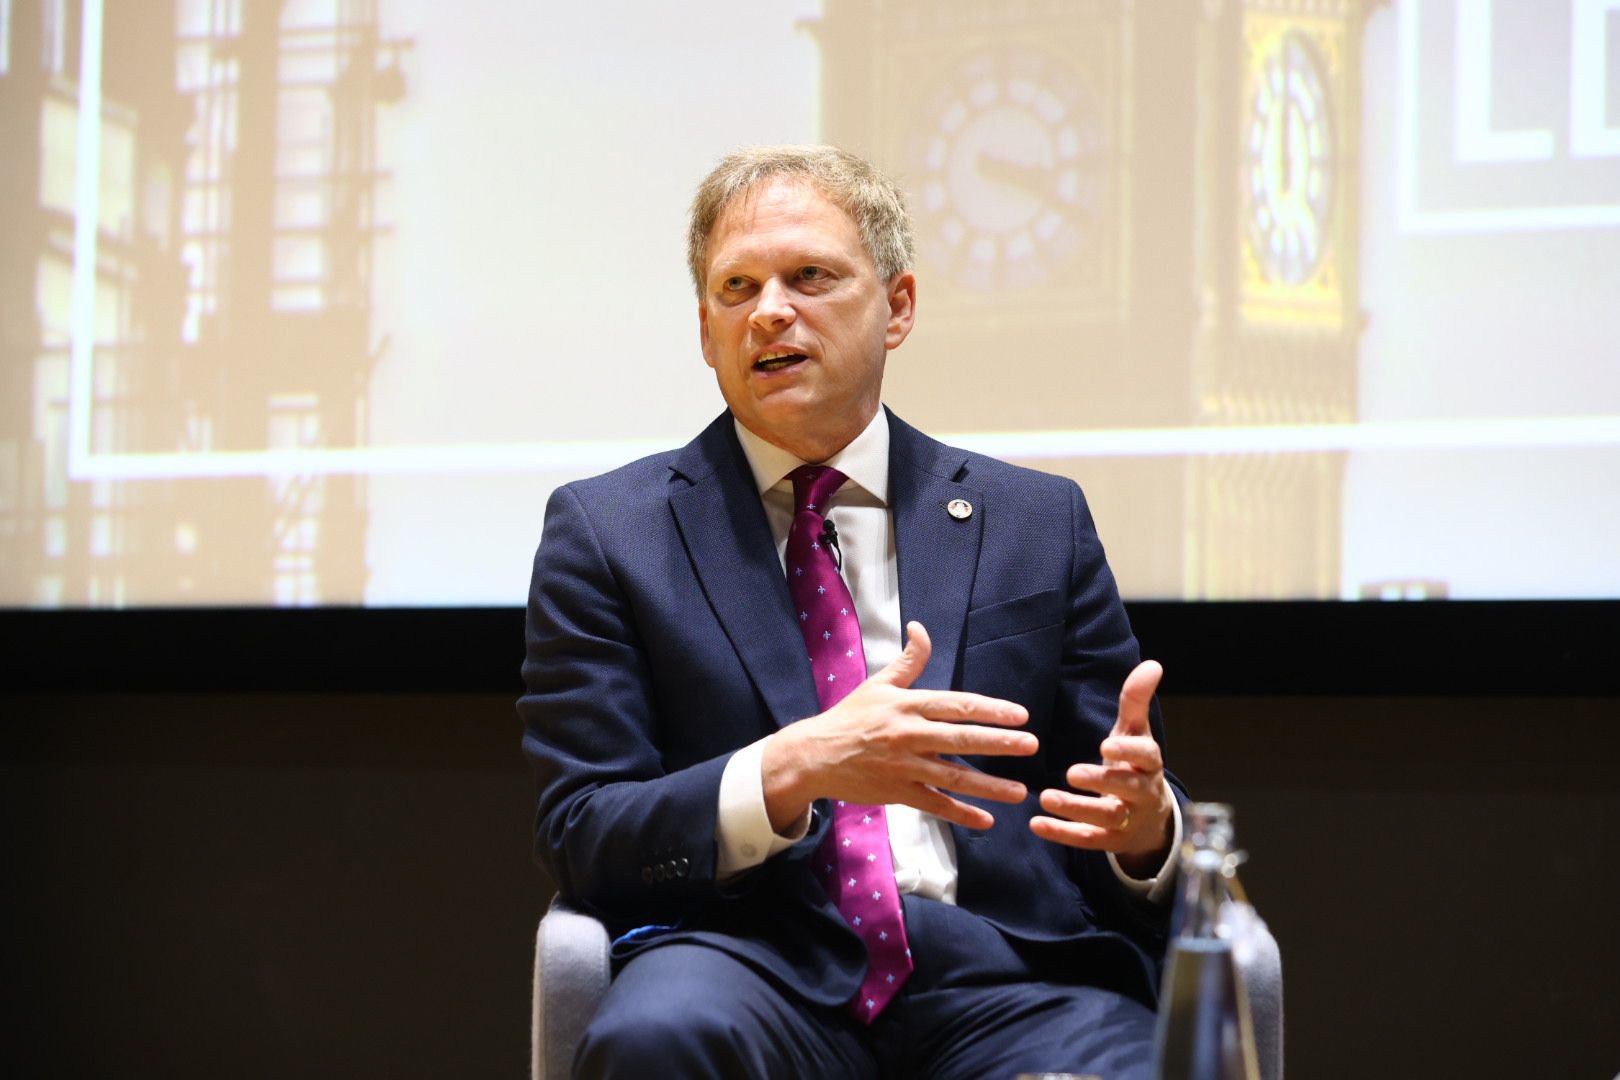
left=519, top=409, right=1185, bottom=1009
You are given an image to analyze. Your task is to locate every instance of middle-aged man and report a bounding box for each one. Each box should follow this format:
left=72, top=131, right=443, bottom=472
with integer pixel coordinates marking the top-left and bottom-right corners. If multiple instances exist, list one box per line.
left=520, top=145, right=1186, bottom=1079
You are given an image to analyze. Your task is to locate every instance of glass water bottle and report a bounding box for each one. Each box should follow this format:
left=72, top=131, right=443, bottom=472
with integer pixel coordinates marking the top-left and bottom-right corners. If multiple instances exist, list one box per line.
left=1153, top=802, right=1260, bottom=1080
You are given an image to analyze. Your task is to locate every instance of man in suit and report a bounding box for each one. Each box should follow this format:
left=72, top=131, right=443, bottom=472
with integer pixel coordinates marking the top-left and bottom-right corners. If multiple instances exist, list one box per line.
left=520, top=145, right=1186, bottom=1079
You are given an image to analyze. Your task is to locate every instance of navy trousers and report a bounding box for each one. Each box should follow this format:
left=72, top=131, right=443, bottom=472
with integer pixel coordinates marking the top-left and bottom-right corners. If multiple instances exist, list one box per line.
left=576, top=895, right=1158, bottom=1079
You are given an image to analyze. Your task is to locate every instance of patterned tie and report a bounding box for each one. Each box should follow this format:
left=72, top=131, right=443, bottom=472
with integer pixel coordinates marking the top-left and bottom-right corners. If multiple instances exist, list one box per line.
left=785, top=464, right=913, bottom=1023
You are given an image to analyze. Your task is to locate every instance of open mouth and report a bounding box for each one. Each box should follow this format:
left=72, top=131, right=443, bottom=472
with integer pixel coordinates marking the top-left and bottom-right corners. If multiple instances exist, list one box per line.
left=754, top=350, right=807, bottom=373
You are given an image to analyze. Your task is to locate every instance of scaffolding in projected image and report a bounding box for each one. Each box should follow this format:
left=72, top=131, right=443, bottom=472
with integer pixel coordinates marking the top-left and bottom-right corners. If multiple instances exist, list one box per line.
left=0, top=0, right=408, bottom=605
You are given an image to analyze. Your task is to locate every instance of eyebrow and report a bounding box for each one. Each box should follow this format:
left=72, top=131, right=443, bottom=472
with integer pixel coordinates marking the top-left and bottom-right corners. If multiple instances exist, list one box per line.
left=712, top=249, right=857, bottom=279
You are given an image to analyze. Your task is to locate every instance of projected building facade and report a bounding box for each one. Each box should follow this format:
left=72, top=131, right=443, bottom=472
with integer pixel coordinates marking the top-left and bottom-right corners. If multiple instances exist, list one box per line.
left=813, top=0, right=1368, bottom=599
left=4, top=2, right=1612, bottom=609
left=0, top=0, right=406, bottom=606
left=1186, top=0, right=1368, bottom=599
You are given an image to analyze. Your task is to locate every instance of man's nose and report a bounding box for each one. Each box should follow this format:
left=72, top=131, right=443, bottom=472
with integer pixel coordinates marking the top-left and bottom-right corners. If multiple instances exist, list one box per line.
left=748, top=277, right=796, bottom=331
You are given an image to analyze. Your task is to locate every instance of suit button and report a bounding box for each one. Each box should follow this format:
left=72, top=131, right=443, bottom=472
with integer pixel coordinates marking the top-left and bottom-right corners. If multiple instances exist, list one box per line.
left=654, top=864, right=667, bottom=882
left=641, top=866, right=653, bottom=884
left=676, top=858, right=690, bottom=878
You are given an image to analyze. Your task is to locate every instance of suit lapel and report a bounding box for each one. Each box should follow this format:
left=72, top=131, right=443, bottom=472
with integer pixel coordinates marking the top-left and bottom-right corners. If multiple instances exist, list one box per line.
left=667, top=410, right=986, bottom=721
left=668, top=414, right=822, bottom=729
left=889, top=415, right=1001, bottom=862
left=887, top=411, right=983, bottom=692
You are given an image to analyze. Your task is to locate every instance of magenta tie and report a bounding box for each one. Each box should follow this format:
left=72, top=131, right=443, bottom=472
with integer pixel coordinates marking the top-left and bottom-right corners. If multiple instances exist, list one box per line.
left=785, top=465, right=913, bottom=1023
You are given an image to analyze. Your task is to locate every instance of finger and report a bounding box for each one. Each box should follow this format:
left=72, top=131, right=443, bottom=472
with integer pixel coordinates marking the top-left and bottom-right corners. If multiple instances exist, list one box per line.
left=910, top=722, right=1038, bottom=759
left=913, top=759, right=1028, bottom=805
left=1038, top=787, right=1130, bottom=830
left=872, top=621, right=931, bottom=690
left=1029, top=815, right=1120, bottom=851
left=910, top=690, right=1030, bottom=729
left=1111, top=659, right=1163, bottom=738
left=1064, top=761, right=1153, bottom=800
left=1100, top=735, right=1163, bottom=774
left=906, top=785, right=997, bottom=831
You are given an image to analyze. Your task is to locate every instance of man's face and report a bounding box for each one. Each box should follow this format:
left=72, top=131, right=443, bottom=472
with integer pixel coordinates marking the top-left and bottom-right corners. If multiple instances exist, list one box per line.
left=699, top=178, right=915, bottom=463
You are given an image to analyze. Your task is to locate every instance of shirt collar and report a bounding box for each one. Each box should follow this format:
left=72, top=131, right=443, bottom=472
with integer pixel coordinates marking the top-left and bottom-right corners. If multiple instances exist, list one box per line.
left=733, top=408, right=890, bottom=506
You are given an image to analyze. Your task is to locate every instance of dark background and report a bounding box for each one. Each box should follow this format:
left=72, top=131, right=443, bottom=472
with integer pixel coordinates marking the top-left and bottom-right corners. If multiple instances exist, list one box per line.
left=4, top=605, right=1618, bottom=1078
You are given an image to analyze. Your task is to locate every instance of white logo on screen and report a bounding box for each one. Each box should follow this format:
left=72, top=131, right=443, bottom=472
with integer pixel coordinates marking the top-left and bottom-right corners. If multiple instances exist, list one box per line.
left=1452, top=0, right=1619, bottom=163
left=1399, top=0, right=1620, bottom=232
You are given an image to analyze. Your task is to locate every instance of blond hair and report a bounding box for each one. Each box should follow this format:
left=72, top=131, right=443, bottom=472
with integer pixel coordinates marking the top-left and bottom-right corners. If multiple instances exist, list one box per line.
left=686, top=145, right=914, bottom=296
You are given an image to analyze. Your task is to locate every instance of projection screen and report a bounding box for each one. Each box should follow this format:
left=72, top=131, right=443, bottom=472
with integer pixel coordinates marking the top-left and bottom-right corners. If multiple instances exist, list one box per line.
left=1, top=0, right=1616, bottom=609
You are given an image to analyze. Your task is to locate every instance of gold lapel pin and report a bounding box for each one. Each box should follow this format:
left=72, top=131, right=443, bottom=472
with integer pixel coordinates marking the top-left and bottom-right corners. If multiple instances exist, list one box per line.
left=946, top=498, right=973, bottom=521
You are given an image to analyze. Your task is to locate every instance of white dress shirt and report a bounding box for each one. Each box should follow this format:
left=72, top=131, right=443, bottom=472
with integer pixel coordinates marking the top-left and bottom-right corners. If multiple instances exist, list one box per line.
left=714, top=409, right=1178, bottom=903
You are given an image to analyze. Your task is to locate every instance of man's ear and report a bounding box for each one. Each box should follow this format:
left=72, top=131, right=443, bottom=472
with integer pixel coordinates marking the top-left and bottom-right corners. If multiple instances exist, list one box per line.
left=884, top=271, right=917, bottom=351
left=698, top=300, right=717, bottom=369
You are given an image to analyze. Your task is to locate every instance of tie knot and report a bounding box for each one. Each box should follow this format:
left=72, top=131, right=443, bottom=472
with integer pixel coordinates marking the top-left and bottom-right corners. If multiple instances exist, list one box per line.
left=790, top=465, right=847, bottom=515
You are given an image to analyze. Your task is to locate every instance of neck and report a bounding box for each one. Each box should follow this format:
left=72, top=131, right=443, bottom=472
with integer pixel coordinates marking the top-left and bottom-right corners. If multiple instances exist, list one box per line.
left=742, top=408, right=877, bottom=465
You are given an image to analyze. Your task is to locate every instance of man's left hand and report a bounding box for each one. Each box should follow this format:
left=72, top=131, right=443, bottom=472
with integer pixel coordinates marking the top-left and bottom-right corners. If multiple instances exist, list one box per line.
left=1029, top=660, right=1175, bottom=878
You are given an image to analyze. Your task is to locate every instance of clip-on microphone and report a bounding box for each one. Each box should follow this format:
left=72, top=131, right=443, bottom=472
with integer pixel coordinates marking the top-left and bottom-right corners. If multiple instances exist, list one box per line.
left=819, top=518, right=842, bottom=572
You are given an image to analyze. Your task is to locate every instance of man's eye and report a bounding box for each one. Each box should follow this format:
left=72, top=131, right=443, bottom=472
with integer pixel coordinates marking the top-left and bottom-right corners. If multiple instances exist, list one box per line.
left=722, top=276, right=746, bottom=291
left=798, top=266, right=825, bottom=281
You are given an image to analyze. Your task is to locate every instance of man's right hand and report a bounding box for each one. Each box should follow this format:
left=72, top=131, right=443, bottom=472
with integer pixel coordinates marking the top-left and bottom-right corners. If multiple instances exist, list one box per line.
left=758, top=621, right=1037, bottom=833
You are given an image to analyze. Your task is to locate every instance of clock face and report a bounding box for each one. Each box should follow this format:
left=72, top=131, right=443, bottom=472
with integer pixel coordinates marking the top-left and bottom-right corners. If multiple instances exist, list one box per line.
left=1244, top=31, right=1335, bottom=287
left=912, top=48, right=1107, bottom=294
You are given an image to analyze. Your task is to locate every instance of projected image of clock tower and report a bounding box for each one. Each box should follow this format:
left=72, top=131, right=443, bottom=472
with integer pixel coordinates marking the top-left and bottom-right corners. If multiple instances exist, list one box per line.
left=809, top=0, right=1192, bottom=598
left=1187, top=0, right=1368, bottom=599
left=801, top=0, right=1369, bottom=599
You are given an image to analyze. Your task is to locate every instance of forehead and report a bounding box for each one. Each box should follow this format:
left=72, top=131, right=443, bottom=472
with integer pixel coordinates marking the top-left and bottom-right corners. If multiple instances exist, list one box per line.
left=705, top=178, right=869, bottom=272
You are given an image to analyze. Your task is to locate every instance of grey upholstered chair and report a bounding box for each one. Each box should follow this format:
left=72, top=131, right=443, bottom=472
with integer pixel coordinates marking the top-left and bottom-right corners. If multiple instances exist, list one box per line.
left=530, top=896, right=1284, bottom=1080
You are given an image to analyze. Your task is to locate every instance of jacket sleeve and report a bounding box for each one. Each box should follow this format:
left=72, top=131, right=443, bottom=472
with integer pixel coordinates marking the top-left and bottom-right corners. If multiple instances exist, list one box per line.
left=1054, top=478, right=1190, bottom=936
left=518, top=482, right=734, bottom=931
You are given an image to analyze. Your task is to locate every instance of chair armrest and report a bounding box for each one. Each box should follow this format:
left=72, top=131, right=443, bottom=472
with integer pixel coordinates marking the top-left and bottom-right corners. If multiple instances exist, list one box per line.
left=1231, top=904, right=1285, bottom=1080
left=531, top=896, right=612, bottom=1080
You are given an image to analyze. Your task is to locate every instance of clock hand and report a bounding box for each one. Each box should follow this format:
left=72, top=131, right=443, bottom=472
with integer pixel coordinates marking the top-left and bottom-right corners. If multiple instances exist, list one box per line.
left=974, top=151, right=1056, bottom=203
left=1282, top=93, right=1295, bottom=198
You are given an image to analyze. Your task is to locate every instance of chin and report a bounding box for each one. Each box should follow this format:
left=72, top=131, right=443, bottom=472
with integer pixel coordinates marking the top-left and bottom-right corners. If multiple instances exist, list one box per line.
left=748, top=391, right=820, bottom=426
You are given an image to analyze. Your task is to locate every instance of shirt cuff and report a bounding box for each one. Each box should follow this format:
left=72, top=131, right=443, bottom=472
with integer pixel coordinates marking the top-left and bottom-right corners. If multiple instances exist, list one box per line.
left=1107, top=792, right=1184, bottom=906
left=715, top=737, right=813, bottom=881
